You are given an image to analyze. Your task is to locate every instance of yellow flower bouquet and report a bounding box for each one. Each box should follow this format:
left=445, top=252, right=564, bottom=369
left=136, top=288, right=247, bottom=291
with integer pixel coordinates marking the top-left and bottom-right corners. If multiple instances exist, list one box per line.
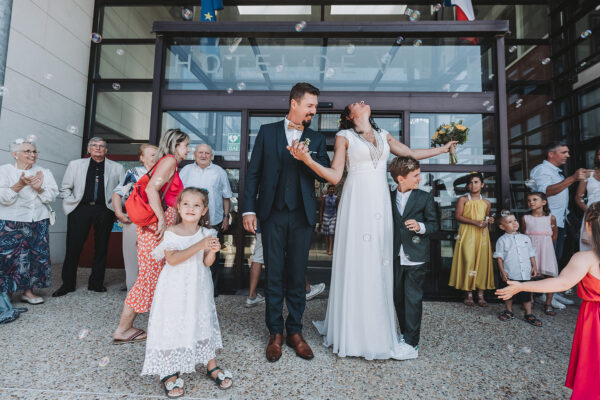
left=430, top=120, right=469, bottom=164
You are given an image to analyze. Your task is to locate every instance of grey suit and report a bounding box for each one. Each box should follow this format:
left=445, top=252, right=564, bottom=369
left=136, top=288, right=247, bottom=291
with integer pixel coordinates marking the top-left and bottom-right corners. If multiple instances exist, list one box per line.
left=391, top=189, right=438, bottom=347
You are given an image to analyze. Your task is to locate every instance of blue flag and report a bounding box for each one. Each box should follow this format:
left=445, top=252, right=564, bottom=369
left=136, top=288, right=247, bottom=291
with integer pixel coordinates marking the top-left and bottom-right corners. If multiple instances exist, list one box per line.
left=201, top=0, right=224, bottom=22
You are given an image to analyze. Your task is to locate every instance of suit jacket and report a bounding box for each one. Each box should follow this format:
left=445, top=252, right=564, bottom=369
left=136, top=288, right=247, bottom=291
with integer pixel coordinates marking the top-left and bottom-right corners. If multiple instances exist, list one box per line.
left=242, top=120, right=330, bottom=226
left=60, top=157, right=125, bottom=215
left=391, top=189, right=438, bottom=264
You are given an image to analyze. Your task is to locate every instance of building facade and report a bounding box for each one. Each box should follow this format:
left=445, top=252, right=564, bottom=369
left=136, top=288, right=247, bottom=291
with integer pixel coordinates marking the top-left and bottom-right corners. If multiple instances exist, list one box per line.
left=0, top=0, right=598, bottom=298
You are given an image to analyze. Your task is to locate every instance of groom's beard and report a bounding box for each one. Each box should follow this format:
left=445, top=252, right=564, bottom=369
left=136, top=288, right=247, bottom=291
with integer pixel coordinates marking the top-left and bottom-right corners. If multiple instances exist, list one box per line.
left=302, top=114, right=315, bottom=129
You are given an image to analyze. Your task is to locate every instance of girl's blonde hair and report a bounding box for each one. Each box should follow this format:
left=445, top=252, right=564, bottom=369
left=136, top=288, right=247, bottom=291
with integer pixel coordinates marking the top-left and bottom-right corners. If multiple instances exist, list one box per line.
left=157, top=129, right=189, bottom=159
left=175, top=187, right=210, bottom=227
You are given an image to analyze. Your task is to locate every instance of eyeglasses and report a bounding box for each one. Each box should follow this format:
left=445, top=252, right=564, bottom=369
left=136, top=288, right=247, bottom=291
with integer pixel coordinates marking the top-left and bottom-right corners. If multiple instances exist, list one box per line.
left=89, top=144, right=106, bottom=149
left=19, top=150, right=39, bottom=155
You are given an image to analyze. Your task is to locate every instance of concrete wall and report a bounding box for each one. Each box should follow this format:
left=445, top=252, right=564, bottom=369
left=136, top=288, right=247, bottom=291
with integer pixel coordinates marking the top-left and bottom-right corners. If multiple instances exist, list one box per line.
left=0, top=0, right=94, bottom=263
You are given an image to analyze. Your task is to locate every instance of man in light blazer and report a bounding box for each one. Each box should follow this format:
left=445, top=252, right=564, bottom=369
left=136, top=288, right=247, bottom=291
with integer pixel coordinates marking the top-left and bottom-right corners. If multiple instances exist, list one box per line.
left=53, top=137, right=125, bottom=297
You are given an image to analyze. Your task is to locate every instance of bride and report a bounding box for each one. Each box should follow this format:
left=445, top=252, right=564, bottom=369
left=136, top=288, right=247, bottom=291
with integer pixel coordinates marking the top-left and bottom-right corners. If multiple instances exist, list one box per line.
left=288, top=101, right=455, bottom=360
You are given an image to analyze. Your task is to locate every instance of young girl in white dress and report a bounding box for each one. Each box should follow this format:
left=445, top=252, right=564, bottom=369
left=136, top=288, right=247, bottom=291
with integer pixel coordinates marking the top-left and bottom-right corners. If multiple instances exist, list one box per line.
left=141, top=187, right=233, bottom=398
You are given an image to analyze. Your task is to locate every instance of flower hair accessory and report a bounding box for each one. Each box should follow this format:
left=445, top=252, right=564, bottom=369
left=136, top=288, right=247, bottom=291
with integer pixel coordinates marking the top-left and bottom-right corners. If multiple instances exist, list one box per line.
left=26, top=134, right=37, bottom=143
left=14, top=138, right=24, bottom=145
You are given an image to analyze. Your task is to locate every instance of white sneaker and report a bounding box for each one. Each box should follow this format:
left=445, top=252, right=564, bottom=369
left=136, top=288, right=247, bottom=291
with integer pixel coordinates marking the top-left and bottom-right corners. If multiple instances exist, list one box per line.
left=245, top=293, right=265, bottom=308
left=394, top=342, right=419, bottom=360
left=551, top=298, right=566, bottom=309
left=306, top=283, right=326, bottom=301
left=553, top=293, right=575, bottom=305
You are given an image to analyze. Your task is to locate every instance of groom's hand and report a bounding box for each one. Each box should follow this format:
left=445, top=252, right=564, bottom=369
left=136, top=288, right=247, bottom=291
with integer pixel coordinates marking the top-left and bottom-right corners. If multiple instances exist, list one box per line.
left=243, top=214, right=257, bottom=234
left=287, top=140, right=311, bottom=163
left=405, top=219, right=420, bottom=231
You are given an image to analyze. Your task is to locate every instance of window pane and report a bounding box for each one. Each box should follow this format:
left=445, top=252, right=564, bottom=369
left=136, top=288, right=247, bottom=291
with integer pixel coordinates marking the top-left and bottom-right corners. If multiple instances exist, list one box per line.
left=410, top=113, right=495, bottom=165
left=505, top=45, right=550, bottom=81
left=95, top=91, right=152, bottom=142
left=475, top=5, right=549, bottom=39
left=102, top=6, right=198, bottom=39
left=98, top=45, right=155, bottom=79
left=580, top=106, right=600, bottom=140
left=162, top=111, right=242, bottom=161
left=220, top=5, right=320, bottom=22
left=165, top=36, right=489, bottom=92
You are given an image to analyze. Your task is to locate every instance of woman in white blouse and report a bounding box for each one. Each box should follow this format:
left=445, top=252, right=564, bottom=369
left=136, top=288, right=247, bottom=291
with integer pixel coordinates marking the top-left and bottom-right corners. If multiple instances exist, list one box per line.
left=0, top=137, right=59, bottom=305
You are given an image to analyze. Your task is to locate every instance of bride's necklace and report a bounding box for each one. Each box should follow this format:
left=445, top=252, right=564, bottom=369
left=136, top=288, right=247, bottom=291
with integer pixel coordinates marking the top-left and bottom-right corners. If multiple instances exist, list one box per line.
left=352, top=128, right=383, bottom=168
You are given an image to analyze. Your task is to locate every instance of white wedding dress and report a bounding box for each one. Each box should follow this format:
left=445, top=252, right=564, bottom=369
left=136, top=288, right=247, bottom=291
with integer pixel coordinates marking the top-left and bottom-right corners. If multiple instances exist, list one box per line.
left=313, top=128, right=416, bottom=360
left=580, top=175, right=600, bottom=251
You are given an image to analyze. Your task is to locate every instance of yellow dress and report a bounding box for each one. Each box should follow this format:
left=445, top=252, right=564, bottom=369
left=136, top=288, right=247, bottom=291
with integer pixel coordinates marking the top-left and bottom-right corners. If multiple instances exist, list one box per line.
left=449, top=194, right=495, bottom=291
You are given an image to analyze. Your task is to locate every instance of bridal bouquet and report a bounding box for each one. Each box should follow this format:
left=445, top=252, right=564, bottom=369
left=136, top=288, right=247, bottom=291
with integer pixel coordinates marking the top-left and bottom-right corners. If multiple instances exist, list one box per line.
left=430, top=120, right=469, bottom=164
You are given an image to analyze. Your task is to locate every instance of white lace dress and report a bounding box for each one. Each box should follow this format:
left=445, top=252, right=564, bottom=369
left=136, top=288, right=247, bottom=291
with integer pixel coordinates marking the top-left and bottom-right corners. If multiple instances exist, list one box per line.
left=141, top=228, right=223, bottom=379
left=313, top=128, right=414, bottom=360
left=580, top=175, right=600, bottom=251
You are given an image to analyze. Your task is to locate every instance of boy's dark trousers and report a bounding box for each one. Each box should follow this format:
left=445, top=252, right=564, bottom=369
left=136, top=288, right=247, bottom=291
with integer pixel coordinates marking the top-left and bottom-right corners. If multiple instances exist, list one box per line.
left=393, top=261, right=428, bottom=347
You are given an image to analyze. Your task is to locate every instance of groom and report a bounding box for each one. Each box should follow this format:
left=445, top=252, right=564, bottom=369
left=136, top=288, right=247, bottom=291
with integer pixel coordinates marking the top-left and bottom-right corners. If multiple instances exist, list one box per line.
left=243, top=82, right=330, bottom=362
left=390, top=156, right=438, bottom=356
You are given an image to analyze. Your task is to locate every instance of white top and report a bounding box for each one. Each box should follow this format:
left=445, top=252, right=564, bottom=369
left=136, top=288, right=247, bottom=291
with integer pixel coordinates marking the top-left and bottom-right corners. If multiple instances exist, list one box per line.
left=493, top=232, right=536, bottom=280
left=179, top=162, right=233, bottom=225
left=530, top=160, right=569, bottom=228
left=395, top=189, right=425, bottom=265
left=0, top=163, right=59, bottom=222
left=585, top=175, right=600, bottom=206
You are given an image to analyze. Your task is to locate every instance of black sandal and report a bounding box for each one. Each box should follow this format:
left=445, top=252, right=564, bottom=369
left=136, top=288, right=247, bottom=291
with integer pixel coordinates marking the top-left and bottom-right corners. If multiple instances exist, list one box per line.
left=498, top=310, right=514, bottom=321
left=524, top=314, right=542, bottom=327
left=160, top=373, right=184, bottom=398
left=544, top=305, right=556, bottom=316
left=207, top=366, right=233, bottom=390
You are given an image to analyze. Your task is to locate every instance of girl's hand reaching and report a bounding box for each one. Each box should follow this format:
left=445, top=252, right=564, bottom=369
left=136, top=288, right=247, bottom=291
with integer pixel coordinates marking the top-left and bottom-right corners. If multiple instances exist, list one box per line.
left=495, top=280, right=522, bottom=300
left=208, top=237, right=221, bottom=253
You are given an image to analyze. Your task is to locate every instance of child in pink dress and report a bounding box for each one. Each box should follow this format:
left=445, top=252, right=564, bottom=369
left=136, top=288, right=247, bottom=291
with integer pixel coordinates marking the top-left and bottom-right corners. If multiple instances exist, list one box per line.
left=522, top=192, right=558, bottom=315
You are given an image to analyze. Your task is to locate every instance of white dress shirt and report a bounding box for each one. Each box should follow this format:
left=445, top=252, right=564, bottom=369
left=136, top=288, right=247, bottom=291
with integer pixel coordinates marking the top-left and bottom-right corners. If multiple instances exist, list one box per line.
left=493, top=232, right=537, bottom=280
left=0, top=163, right=59, bottom=222
left=396, top=189, right=425, bottom=265
left=179, top=162, right=233, bottom=225
left=530, top=160, right=569, bottom=228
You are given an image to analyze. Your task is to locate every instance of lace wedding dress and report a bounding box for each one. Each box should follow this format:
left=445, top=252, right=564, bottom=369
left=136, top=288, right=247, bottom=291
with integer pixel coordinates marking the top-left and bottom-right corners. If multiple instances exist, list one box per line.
left=313, top=128, right=417, bottom=360
left=141, top=227, right=223, bottom=378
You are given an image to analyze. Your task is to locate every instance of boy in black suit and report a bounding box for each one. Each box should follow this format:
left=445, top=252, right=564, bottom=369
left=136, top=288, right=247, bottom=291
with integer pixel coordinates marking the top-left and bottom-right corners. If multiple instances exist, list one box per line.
left=390, top=156, right=438, bottom=356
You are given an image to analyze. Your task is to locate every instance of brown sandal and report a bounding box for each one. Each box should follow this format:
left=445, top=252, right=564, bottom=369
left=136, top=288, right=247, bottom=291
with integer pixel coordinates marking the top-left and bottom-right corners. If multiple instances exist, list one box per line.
left=463, top=294, right=475, bottom=306
left=544, top=305, right=556, bottom=316
left=477, top=294, right=488, bottom=307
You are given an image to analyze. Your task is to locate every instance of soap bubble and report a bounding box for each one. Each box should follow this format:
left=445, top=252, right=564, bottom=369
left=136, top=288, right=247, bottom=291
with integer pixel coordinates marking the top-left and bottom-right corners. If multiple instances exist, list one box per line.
left=325, top=67, right=335, bottom=78
left=78, top=329, right=89, bottom=339
left=374, top=213, right=382, bottom=220
left=500, top=210, right=511, bottom=217
left=112, top=82, right=120, bottom=90
left=237, top=82, right=246, bottom=91
left=182, top=8, right=193, bottom=20
left=363, top=234, right=372, bottom=242
left=0, top=86, right=7, bottom=97
left=442, top=83, right=450, bottom=91
left=44, top=73, right=54, bottom=80
left=546, top=100, right=553, bottom=106
left=395, top=36, right=404, bottom=45
left=226, top=88, right=233, bottom=94
left=433, top=3, right=442, bottom=12
left=91, top=33, right=102, bottom=43
left=508, top=46, right=517, bottom=53
left=116, top=48, right=125, bottom=56
left=452, top=93, right=459, bottom=98
left=383, top=259, right=390, bottom=266
left=524, top=179, right=536, bottom=189
left=580, top=61, right=587, bottom=68
left=66, top=125, right=79, bottom=134
left=409, top=10, right=421, bottom=21
left=404, top=8, right=413, bottom=16
left=483, top=100, right=490, bottom=107
left=515, top=103, right=522, bottom=109
left=580, top=29, right=592, bottom=39
left=228, top=37, right=242, bottom=53
left=468, top=270, right=477, bottom=277
left=413, top=39, right=423, bottom=47
left=486, top=105, right=494, bottom=112
left=412, top=236, right=421, bottom=244
left=454, top=234, right=460, bottom=240
left=516, top=98, right=523, bottom=104
left=541, top=57, right=550, bottom=65
left=275, top=64, right=284, bottom=73
left=99, top=357, right=110, bottom=367
left=295, top=21, right=307, bottom=32
left=346, top=43, right=356, bottom=54
left=488, top=73, right=495, bottom=79
left=380, top=52, right=392, bottom=65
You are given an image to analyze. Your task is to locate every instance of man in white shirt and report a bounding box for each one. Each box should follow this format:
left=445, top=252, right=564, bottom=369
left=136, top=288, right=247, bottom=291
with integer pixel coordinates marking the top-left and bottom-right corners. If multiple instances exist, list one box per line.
left=389, top=157, right=438, bottom=354
left=180, top=144, right=233, bottom=295
left=530, top=141, right=588, bottom=263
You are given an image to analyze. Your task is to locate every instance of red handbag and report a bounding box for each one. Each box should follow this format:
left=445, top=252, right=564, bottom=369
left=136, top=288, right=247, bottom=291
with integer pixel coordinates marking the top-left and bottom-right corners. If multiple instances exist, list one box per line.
left=125, top=157, right=175, bottom=226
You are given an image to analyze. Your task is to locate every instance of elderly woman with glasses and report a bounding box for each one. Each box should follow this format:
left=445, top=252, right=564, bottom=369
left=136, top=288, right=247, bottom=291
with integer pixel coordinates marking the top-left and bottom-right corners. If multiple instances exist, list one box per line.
left=0, top=137, right=59, bottom=311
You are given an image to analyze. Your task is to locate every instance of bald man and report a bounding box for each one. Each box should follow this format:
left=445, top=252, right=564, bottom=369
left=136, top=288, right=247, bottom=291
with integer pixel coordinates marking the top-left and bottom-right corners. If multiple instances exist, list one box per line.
left=180, top=144, right=233, bottom=295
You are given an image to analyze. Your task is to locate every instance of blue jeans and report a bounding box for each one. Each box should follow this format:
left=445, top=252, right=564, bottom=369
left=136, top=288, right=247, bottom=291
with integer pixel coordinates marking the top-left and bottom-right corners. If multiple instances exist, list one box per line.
left=0, top=292, right=19, bottom=325
left=554, top=227, right=566, bottom=265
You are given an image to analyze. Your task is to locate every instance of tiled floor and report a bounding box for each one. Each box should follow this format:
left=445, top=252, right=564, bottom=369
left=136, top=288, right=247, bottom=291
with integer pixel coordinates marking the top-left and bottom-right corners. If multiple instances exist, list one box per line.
left=0, top=266, right=576, bottom=399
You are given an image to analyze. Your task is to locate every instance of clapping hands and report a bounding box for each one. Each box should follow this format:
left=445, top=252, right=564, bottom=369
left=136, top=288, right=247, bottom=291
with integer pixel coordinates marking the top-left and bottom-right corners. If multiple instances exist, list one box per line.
left=16, top=171, right=44, bottom=192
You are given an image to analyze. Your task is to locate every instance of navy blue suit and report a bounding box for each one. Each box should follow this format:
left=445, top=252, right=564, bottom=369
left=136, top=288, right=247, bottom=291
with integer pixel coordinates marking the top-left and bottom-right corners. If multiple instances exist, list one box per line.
left=243, top=120, right=330, bottom=334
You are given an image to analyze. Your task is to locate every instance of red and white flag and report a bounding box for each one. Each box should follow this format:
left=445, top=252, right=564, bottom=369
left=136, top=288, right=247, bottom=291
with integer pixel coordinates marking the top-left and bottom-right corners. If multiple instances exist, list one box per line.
left=444, top=0, right=475, bottom=21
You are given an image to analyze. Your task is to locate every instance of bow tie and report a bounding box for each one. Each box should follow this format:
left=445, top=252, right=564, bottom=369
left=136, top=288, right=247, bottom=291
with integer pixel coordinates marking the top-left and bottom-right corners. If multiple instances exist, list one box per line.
left=287, top=121, right=304, bottom=131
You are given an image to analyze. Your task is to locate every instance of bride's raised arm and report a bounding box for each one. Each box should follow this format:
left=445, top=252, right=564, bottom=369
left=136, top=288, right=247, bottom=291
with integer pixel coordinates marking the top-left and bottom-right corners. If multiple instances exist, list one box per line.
left=386, top=133, right=457, bottom=161
left=288, top=136, right=348, bottom=185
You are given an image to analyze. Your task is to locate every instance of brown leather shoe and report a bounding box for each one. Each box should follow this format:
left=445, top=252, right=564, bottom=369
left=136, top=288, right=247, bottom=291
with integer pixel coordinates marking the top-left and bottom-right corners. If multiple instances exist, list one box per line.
left=286, top=333, right=314, bottom=360
left=266, top=334, right=283, bottom=362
